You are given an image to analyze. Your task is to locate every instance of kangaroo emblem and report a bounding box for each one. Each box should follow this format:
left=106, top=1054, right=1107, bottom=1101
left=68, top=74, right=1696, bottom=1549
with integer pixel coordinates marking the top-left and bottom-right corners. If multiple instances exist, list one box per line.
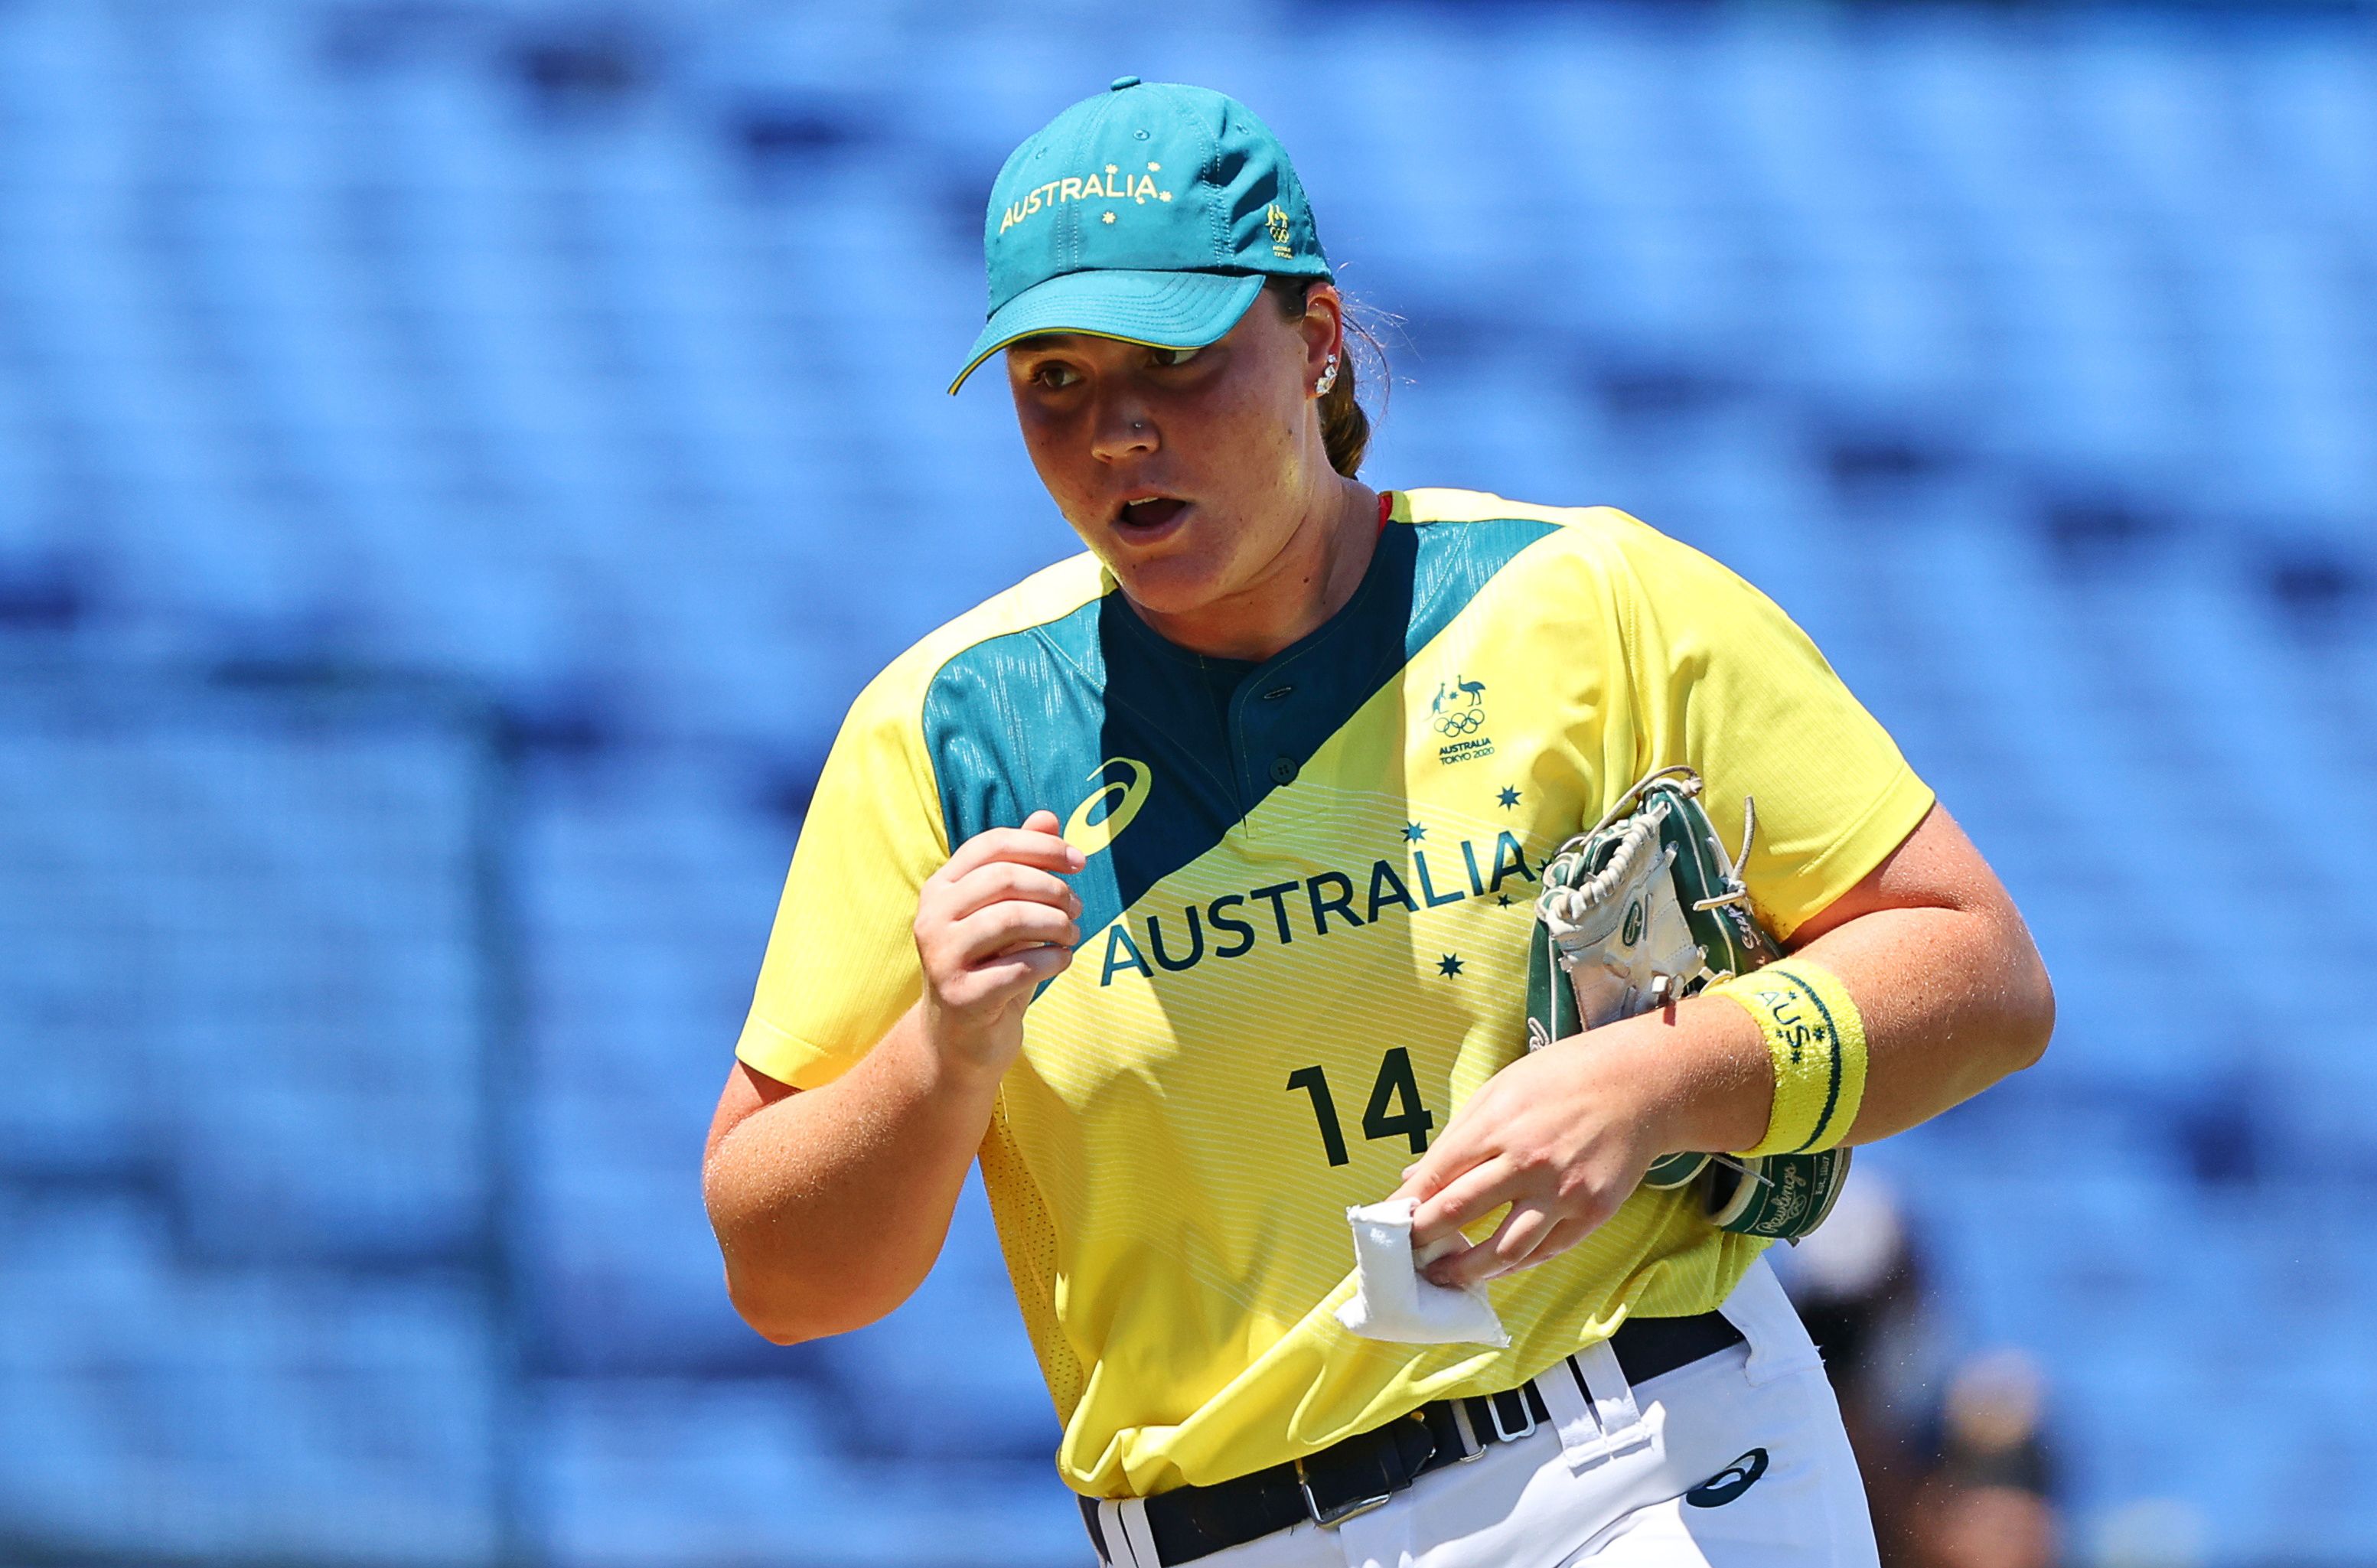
left=1432, top=675, right=1486, bottom=714
left=1430, top=674, right=1489, bottom=742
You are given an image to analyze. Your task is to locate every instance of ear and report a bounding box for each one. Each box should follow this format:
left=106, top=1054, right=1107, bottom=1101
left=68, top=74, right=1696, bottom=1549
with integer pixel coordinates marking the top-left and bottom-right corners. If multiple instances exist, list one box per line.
left=1295, top=281, right=1345, bottom=383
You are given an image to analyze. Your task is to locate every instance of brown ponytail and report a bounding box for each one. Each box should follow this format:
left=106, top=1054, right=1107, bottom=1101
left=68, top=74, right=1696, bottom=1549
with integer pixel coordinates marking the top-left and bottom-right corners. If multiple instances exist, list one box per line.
left=1267, top=275, right=1390, bottom=479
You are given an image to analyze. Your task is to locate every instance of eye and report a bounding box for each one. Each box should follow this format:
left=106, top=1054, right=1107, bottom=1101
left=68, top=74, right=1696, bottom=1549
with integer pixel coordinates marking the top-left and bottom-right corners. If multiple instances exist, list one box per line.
left=1150, top=345, right=1201, bottom=368
left=1029, top=361, right=1080, bottom=390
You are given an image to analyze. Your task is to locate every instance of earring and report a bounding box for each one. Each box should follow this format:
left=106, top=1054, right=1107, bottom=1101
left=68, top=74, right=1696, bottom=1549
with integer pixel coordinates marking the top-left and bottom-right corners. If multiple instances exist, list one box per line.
left=1314, top=352, right=1338, bottom=396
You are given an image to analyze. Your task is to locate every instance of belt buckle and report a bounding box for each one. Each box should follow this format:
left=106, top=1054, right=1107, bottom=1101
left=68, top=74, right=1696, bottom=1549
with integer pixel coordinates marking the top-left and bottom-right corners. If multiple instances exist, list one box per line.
left=1293, top=1457, right=1394, bottom=1528
left=1487, top=1387, right=1537, bottom=1443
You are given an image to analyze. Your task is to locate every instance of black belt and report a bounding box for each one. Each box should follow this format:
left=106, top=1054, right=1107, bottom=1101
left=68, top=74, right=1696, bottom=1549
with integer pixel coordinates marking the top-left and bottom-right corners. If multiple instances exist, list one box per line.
left=1081, top=1309, right=1745, bottom=1566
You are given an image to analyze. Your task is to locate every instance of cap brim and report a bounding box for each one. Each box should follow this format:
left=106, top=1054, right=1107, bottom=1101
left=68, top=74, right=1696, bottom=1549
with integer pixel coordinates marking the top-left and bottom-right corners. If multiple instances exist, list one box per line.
left=946, top=269, right=1267, bottom=395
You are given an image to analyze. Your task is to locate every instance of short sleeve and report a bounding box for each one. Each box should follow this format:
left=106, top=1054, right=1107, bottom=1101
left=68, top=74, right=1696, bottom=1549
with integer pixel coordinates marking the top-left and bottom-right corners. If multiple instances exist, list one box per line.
left=735, top=670, right=950, bottom=1090
left=1606, top=518, right=1935, bottom=938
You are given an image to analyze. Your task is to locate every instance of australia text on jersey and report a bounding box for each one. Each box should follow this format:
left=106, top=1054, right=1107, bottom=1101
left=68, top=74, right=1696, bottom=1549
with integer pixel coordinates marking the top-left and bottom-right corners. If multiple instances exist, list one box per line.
left=1093, top=827, right=1537, bottom=985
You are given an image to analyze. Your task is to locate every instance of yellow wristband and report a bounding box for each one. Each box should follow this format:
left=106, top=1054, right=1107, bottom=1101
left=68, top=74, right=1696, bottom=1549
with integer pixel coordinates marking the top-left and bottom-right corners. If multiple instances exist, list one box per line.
left=1708, top=960, right=1867, bottom=1156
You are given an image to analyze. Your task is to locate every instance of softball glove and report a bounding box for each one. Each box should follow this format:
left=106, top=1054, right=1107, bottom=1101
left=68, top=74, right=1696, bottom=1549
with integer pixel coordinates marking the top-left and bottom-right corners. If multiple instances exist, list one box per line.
left=1526, top=765, right=1850, bottom=1242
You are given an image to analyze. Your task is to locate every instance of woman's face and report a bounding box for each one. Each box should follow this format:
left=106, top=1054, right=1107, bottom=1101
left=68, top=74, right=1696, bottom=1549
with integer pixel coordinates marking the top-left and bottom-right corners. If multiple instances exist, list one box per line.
left=1004, top=284, right=1342, bottom=621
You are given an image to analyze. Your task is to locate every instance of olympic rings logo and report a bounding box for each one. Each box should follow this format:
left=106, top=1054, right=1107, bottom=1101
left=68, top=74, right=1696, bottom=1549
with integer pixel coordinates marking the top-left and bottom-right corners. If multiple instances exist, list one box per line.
left=1433, top=708, right=1486, bottom=738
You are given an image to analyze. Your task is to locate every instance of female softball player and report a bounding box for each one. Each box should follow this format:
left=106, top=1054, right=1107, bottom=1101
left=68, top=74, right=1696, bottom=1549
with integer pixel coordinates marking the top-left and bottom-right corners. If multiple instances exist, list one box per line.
left=703, top=79, right=2054, bottom=1567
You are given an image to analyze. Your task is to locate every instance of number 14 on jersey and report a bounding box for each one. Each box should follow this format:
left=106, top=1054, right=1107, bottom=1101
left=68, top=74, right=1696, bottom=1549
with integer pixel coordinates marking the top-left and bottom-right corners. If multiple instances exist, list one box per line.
left=1285, top=1049, right=1435, bottom=1166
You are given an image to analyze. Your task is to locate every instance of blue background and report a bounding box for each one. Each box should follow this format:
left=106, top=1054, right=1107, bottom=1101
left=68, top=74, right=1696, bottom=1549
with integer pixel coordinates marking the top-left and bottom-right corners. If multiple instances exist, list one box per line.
left=2, top=2, right=2372, bottom=1565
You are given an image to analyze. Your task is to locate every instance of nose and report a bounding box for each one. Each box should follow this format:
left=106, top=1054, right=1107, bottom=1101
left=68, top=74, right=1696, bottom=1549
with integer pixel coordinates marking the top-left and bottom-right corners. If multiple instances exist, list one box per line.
left=1088, top=393, right=1157, bottom=463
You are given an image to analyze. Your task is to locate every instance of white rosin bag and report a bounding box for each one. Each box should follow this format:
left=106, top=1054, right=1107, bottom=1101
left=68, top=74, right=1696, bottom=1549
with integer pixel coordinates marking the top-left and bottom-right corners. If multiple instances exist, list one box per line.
left=1334, top=1197, right=1511, bottom=1348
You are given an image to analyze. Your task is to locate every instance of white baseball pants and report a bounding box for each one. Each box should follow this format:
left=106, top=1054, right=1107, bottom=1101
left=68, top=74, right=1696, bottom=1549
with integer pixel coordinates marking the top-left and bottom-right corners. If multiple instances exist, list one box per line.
left=1089, top=1254, right=1880, bottom=1568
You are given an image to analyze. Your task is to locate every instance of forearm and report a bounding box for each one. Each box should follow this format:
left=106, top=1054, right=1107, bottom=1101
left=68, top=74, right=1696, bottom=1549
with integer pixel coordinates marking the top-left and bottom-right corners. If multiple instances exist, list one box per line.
left=702, top=1004, right=1003, bottom=1343
left=1787, top=900, right=2053, bottom=1145
left=1607, top=901, right=2055, bottom=1156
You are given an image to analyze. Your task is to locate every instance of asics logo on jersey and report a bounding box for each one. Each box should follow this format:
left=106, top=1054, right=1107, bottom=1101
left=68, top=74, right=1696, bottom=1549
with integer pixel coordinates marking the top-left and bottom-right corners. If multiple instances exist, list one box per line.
left=1684, top=1448, right=1770, bottom=1508
left=1063, top=757, right=1153, bottom=855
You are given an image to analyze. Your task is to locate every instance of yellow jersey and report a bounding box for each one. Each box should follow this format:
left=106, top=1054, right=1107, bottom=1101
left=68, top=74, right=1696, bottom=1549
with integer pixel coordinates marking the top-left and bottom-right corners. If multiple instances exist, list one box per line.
left=735, top=488, right=1933, bottom=1498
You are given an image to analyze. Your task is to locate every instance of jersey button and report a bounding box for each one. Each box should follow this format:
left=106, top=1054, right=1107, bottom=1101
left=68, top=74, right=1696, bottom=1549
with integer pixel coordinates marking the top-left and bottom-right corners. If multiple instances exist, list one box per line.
left=1269, top=755, right=1298, bottom=785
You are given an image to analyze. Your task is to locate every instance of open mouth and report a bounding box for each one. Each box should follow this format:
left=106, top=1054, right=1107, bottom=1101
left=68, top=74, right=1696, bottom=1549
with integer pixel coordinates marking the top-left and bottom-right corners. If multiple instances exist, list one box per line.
left=1116, top=495, right=1190, bottom=532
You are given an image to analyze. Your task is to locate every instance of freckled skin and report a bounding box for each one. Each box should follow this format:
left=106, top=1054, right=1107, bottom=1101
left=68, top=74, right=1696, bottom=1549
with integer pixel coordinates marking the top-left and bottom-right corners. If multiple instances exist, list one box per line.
left=1003, top=283, right=1378, bottom=662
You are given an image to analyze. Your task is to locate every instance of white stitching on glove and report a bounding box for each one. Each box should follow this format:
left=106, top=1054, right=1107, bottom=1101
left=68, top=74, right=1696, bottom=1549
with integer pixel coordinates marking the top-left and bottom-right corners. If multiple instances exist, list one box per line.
left=1537, top=800, right=1708, bottom=1032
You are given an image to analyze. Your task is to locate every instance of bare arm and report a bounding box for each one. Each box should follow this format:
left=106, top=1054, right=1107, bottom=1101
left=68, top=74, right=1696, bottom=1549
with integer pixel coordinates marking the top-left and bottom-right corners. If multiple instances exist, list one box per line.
left=701, top=810, right=1084, bottom=1344
left=1750, top=800, right=2053, bottom=1144
left=1404, top=803, right=2054, bottom=1285
left=702, top=1019, right=1001, bottom=1343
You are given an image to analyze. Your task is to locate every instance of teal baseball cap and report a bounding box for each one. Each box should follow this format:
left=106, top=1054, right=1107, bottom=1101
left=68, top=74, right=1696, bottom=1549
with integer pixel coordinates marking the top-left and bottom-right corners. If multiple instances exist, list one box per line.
left=947, top=77, right=1333, bottom=395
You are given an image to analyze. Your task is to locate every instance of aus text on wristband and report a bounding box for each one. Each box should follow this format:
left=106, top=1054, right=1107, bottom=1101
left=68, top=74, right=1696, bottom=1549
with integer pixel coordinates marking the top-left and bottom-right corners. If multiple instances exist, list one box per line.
left=1707, top=960, right=1867, bottom=1156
